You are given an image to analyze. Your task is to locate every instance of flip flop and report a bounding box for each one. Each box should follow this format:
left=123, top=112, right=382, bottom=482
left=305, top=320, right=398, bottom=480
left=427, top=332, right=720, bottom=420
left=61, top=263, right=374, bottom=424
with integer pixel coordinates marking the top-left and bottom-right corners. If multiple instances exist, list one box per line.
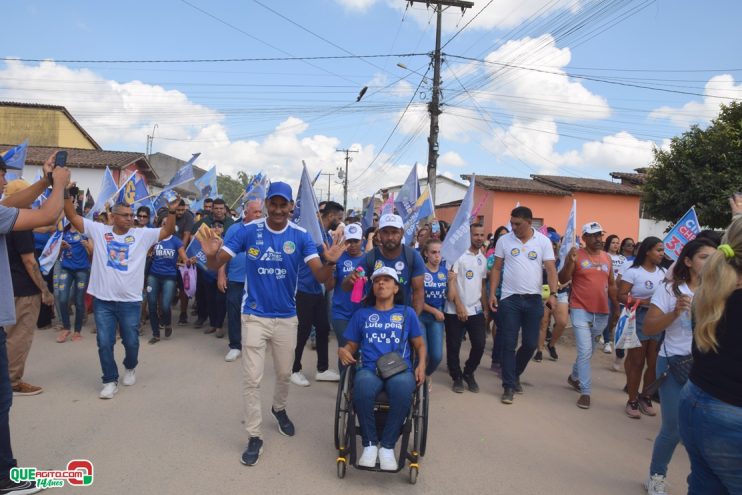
left=56, top=330, right=72, bottom=343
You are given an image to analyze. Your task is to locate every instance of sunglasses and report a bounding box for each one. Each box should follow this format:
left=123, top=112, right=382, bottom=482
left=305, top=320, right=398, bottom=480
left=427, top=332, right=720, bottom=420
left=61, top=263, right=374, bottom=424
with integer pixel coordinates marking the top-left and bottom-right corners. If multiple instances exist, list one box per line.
left=137, top=214, right=149, bottom=219
left=113, top=213, right=134, bottom=218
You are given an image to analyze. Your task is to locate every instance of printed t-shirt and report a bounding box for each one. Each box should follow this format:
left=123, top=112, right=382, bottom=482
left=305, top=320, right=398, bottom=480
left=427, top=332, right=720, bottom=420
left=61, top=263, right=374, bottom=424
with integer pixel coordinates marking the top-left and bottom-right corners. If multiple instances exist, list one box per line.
left=621, top=265, right=666, bottom=301
left=60, top=231, right=91, bottom=271
left=149, top=235, right=183, bottom=277
left=444, top=249, right=488, bottom=316
left=360, top=247, right=426, bottom=305
left=495, top=229, right=555, bottom=300
left=332, top=251, right=365, bottom=321
left=423, top=264, right=448, bottom=310
left=569, top=249, right=611, bottom=314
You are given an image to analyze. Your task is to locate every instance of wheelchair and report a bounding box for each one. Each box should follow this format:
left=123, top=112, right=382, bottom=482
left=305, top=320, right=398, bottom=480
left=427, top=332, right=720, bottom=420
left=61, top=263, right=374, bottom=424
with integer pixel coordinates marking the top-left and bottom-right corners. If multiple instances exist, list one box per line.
left=334, top=363, right=429, bottom=484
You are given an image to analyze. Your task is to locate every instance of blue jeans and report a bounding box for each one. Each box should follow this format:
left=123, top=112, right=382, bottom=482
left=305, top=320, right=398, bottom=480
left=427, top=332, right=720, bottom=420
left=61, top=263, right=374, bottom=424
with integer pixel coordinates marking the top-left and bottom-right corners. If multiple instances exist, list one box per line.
left=679, top=380, right=742, bottom=494
left=498, top=294, right=544, bottom=389
left=353, top=368, right=416, bottom=449
left=0, top=328, right=16, bottom=480
left=146, top=274, right=177, bottom=338
left=93, top=298, right=141, bottom=384
left=419, top=312, right=444, bottom=375
left=569, top=308, right=609, bottom=395
left=57, top=267, right=90, bottom=332
left=491, top=308, right=503, bottom=364
left=649, top=356, right=684, bottom=477
left=226, top=282, right=244, bottom=350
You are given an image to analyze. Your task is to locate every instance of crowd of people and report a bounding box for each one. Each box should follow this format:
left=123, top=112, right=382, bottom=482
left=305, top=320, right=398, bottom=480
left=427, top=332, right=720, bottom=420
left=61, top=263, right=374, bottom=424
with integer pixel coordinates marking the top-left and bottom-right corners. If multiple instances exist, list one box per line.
left=0, top=151, right=740, bottom=494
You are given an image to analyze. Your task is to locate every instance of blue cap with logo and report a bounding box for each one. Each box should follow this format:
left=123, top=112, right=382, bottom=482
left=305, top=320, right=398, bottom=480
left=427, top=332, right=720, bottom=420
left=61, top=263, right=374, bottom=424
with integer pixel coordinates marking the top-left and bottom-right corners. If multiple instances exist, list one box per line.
left=266, top=181, right=293, bottom=202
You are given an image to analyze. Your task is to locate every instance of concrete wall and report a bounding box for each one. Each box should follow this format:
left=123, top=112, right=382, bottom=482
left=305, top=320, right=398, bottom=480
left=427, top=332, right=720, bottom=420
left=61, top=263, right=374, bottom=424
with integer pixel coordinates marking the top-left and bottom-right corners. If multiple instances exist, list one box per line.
left=21, top=165, right=105, bottom=197
left=0, top=106, right=97, bottom=149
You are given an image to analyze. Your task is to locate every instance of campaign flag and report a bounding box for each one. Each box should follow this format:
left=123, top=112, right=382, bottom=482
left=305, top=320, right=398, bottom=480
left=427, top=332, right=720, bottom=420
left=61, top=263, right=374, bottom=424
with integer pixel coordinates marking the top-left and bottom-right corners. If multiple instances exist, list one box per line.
left=440, top=174, right=475, bottom=264
left=194, top=165, right=218, bottom=199
left=162, top=153, right=199, bottom=192
left=87, top=167, right=118, bottom=218
left=185, top=238, right=216, bottom=277
left=31, top=187, right=52, bottom=209
left=663, top=207, right=700, bottom=261
left=361, top=193, right=376, bottom=233
left=394, top=164, right=421, bottom=220
left=402, top=184, right=434, bottom=245
left=292, top=163, right=324, bottom=245
left=311, top=169, right=322, bottom=186
left=469, top=191, right=491, bottom=224
left=84, top=189, right=95, bottom=209
left=189, top=197, right=205, bottom=213
left=244, top=172, right=268, bottom=203
left=117, top=174, right=149, bottom=206
left=558, top=199, right=577, bottom=269
left=2, top=139, right=28, bottom=172
left=381, top=193, right=395, bottom=215
left=39, top=230, right=63, bottom=275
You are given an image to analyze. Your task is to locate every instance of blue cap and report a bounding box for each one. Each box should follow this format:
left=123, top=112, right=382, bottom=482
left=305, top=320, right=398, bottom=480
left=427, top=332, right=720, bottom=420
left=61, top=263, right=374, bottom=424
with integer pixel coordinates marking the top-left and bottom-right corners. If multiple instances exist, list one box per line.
left=266, top=181, right=293, bottom=202
left=547, top=231, right=561, bottom=244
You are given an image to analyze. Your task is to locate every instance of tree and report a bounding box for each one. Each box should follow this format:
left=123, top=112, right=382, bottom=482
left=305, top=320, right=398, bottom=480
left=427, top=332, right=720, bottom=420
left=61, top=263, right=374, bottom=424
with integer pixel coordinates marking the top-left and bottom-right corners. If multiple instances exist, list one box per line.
left=643, top=101, right=742, bottom=229
left=216, top=173, right=244, bottom=209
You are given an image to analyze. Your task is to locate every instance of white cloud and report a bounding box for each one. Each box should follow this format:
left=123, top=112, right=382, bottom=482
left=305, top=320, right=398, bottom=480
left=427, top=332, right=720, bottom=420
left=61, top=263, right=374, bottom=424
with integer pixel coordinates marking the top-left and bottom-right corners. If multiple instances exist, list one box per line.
left=334, top=0, right=378, bottom=12
left=649, top=74, right=742, bottom=128
left=439, top=151, right=465, bottom=167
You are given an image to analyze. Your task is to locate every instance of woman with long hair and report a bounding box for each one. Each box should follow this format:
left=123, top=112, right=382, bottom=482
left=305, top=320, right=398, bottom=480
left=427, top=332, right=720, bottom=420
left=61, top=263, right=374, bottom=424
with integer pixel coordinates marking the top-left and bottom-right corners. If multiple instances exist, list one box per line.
left=641, top=239, right=717, bottom=494
left=621, top=237, right=636, bottom=262
left=678, top=217, right=742, bottom=494
left=603, top=234, right=628, bottom=355
left=618, top=237, right=666, bottom=419
left=419, top=239, right=447, bottom=377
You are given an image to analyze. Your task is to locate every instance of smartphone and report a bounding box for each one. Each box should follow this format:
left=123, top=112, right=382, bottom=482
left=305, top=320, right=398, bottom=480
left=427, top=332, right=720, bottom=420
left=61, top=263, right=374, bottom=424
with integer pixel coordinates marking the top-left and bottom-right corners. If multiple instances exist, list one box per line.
left=54, top=151, right=68, bottom=167
left=431, top=221, right=440, bottom=234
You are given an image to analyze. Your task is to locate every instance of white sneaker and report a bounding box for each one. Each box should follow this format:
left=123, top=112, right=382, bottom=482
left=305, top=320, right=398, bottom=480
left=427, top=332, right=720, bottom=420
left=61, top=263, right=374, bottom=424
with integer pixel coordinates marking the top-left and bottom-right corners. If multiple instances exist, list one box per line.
left=290, top=372, right=310, bottom=387
left=122, top=369, right=136, bottom=386
left=99, top=382, right=118, bottom=399
left=358, top=445, right=378, bottom=468
left=645, top=474, right=668, bottom=495
left=603, top=342, right=613, bottom=354
left=598, top=336, right=605, bottom=345
left=225, top=349, right=241, bottom=362
left=378, top=447, right=397, bottom=471
left=315, top=369, right=340, bottom=382
left=612, top=356, right=624, bottom=372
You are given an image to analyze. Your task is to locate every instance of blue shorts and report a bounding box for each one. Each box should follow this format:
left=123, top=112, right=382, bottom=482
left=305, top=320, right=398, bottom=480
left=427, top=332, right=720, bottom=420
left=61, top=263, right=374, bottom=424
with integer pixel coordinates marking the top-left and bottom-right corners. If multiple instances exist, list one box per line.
left=634, top=306, right=661, bottom=342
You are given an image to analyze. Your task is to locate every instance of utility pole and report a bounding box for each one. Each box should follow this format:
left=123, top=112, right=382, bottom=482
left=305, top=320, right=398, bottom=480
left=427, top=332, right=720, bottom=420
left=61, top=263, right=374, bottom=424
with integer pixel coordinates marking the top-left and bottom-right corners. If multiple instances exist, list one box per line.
left=406, top=0, right=473, bottom=205
left=336, top=148, right=358, bottom=212
left=320, top=172, right=334, bottom=201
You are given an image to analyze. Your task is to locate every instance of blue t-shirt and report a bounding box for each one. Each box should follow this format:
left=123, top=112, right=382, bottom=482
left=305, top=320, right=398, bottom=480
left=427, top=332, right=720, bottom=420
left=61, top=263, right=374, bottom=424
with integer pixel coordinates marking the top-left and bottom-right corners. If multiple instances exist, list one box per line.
left=297, top=230, right=332, bottom=295
left=423, top=264, right=448, bottom=309
left=60, top=231, right=91, bottom=271
left=344, top=305, right=422, bottom=372
left=332, top=251, right=365, bottom=321
left=34, top=232, right=51, bottom=252
left=149, top=236, right=183, bottom=277
left=223, top=219, right=319, bottom=318
left=361, top=247, right=426, bottom=304
left=224, top=222, right=247, bottom=284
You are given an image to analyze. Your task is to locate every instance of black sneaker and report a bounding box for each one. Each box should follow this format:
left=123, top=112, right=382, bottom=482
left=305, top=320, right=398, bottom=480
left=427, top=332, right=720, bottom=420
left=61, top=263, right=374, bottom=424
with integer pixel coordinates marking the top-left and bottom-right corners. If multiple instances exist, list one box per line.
left=178, top=314, right=188, bottom=326
left=547, top=345, right=559, bottom=361
left=241, top=437, right=264, bottom=466
left=462, top=373, right=479, bottom=393
left=164, top=326, right=173, bottom=338
left=501, top=388, right=514, bottom=404
left=452, top=378, right=465, bottom=394
left=194, top=318, right=206, bottom=329
left=514, top=379, right=524, bottom=394
left=148, top=337, right=160, bottom=345
left=533, top=350, right=543, bottom=363
left=546, top=328, right=553, bottom=344
left=271, top=408, right=295, bottom=436
left=0, top=478, right=42, bottom=494
left=568, top=375, right=581, bottom=392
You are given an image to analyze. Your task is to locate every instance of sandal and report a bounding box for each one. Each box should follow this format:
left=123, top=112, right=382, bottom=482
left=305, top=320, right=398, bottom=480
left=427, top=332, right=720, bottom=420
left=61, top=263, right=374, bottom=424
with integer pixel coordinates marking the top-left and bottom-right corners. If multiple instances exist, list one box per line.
left=56, top=330, right=72, bottom=343
left=71, top=333, right=82, bottom=342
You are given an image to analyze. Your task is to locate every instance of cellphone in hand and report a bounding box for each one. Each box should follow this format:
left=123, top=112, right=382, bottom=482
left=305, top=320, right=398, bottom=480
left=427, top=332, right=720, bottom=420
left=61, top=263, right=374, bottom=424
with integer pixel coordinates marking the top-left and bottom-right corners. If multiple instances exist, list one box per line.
left=54, top=151, right=68, bottom=167
left=431, top=221, right=440, bottom=234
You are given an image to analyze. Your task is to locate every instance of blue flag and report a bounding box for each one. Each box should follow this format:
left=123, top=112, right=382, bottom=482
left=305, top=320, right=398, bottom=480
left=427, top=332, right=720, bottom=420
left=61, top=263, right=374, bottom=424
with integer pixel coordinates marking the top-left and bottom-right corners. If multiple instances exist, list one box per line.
left=194, top=165, right=218, bottom=199
left=663, top=207, right=700, bottom=261
left=117, top=174, right=149, bottom=205
left=292, top=163, right=324, bottom=245
left=2, top=139, right=28, bottom=171
left=87, top=167, right=118, bottom=218
left=361, top=193, right=376, bottom=233
left=311, top=169, right=322, bottom=186
left=440, top=174, right=475, bottom=265
left=185, top=238, right=216, bottom=277
left=163, top=153, right=199, bottom=192
left=39, top=230, right=64, bottom=276
left=394, top=164, right=421, bottom=220
left=244, top=172, right=268, bottom=203
left=401, top=184, right=434, bottom=245
left=558, top=199, right=577, bottom=269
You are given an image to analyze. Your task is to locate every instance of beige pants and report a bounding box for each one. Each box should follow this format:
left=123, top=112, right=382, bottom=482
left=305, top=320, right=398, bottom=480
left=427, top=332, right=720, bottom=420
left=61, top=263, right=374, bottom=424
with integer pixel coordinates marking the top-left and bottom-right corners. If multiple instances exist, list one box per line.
left=241, top=314, right=298, bottom=438
left=6, top=295, right=41, bottom=387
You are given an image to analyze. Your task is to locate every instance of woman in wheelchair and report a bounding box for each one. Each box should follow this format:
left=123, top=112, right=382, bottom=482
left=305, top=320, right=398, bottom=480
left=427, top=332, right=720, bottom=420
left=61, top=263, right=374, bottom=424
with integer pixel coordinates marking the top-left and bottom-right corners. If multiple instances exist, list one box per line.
left=338, top=266, right=426, bottom=471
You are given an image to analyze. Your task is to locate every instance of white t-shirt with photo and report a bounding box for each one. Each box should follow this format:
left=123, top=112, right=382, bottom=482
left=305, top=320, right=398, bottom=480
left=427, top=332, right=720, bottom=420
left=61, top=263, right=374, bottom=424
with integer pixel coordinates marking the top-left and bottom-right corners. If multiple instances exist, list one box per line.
left=621, top=265, right=666, bottom=301
left=83, top=218, right=161, bottom=302
left=444, top=249, right=488, bottom=316
left=609, top=253, right=629, bottom=279
left=650, top=282, right=693, bottom=357
left=495, top=229, right=555, bottom=300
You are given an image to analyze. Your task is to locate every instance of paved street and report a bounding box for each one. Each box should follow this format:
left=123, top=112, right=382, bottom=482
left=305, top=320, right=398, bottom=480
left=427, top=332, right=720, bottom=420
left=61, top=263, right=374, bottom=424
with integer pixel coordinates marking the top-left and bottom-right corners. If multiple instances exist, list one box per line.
left=13, top=322, right=689, bottom=494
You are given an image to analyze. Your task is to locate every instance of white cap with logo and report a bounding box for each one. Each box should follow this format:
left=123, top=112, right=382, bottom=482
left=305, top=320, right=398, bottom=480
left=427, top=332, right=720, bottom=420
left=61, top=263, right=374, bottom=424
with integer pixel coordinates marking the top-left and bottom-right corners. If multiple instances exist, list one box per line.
left=582, top=221, right=604, bottom=235
left=344, top=223, right=363, bottom=241
left=370, top=266, right=400, bottom=283
left=379, top=214, right=404, bottom=230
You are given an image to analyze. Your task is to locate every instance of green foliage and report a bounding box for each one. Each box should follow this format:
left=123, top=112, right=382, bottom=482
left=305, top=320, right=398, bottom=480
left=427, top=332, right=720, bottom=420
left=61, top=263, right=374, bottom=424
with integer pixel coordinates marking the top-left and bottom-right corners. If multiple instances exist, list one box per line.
left=643, top=101, right=742, bottom=228
left=216, top=173, right=244, bottom=209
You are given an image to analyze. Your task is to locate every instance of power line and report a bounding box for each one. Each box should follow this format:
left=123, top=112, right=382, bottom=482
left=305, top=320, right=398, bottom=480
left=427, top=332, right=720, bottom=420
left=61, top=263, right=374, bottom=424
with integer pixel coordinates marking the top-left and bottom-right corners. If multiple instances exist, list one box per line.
left=2, top=53, right=427, bottom=64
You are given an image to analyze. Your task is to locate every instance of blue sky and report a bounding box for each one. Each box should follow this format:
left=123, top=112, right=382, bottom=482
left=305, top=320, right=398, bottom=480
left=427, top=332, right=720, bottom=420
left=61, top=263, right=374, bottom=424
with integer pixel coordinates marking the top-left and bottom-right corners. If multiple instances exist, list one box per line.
left=2, top=0, right=741, bottom=206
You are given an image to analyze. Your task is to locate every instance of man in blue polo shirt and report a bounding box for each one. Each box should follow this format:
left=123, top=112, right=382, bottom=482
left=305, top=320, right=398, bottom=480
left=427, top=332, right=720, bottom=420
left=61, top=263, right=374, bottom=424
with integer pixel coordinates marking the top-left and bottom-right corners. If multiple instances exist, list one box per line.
left=201, top=182, right=345, bottom=467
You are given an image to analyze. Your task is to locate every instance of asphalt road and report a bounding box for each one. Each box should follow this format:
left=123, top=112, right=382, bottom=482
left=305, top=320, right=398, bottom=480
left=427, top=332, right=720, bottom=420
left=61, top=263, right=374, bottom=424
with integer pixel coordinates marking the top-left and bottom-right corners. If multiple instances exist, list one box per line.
left=13, top=322, right=689, bottom=494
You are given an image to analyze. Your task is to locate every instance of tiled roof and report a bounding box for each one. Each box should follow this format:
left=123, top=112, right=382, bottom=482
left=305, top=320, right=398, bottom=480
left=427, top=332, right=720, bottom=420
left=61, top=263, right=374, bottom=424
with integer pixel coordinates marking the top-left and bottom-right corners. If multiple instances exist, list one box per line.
left=436, top=199, right=463, bottom=208
left=609, top=171, right=646, bottom=186
left=461, top=175, right=571, bottom=196
left=531, top=175, right=642, bottom=196
left=0, top=101, right=102, bottom=150
left=0, top=144, right=158, bottom=181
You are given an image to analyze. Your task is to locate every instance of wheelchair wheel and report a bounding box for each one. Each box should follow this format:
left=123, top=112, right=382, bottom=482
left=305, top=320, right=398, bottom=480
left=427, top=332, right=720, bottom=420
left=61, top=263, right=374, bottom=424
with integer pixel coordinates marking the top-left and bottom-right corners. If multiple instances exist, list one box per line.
left=409, top=466, right=418, bottom=485
left=420, top=381, right=429, bottom=456
left=412, top=384, right=429, bottom=458
left=334, top=367, right=353, bottom=450
left=337, top=458, right=347, bottom=479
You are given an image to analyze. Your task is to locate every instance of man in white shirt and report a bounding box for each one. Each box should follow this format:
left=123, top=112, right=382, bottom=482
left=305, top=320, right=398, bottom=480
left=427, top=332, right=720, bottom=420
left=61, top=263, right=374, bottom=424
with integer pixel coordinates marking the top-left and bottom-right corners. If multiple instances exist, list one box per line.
left=489, top=207, right=558, bottom=405
left=64, top=195, right=177, bottom=399
left=445, top=224, right=489, bottom=393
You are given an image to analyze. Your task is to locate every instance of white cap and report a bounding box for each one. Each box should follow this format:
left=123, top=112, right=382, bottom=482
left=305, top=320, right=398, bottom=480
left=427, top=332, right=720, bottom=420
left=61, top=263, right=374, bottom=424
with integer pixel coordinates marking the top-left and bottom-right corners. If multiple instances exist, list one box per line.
left=370, top=266, right=400, bottom=283
left=379, top=214, right=404, bottom=230
left=582, top=221, right=604, bottom=235
left=344, top=223, right=363, bottom=241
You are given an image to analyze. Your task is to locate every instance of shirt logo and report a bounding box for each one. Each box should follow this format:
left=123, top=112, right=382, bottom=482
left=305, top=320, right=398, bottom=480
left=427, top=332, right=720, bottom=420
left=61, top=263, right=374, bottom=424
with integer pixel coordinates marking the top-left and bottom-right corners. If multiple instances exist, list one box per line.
left=465, top=270, right=474, bottom=280
left=581, top=260, right=591, bottom=268
left=510, top=248, right=520, bottom=257
left=424, top=273, right=433, bottom=283
left=527, top=251, right=538, bottom=260
left=343, top=260, right=354, bottom=270
left=260, top=247, right=283, bottom=262
left=248, top=247, right=260, bottom=260
left=374, top=260, right=383, bottom=271
left=283, top=241, right=296, bottom=255
left=348, top=225, right=358, bottom=234
left=395, top=261, right=405, bottom=272
left=477, top=257, right=482, bottom=265
left=104, top=233, right=114, bottom=242
left=437, top=272, right=446, bottom=280
left=390, top=313, right=403, bottom=323
left=645, top=280, right=654, bottom=290
left=257, top=267, right=288, bottom=279
left=369, top=314, right=380, bottom=323
left=125, top=236, right=135, bottom=244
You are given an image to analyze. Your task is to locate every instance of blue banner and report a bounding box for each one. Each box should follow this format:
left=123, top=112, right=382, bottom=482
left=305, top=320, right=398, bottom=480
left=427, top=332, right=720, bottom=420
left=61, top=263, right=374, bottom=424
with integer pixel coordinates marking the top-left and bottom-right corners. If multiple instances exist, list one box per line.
left=117, top=174, right=149, bottom=205
left=663, top=207, right=700, bottom=261
left=558, top=199, right=577, bottom=269
left=361, top=193, right=376, bottom=233
left=39, top=230, right=63, bottom=275
left=292, top=164, right=324, bottom=245
left=87, top=167, right=118, bottom=218
left=2, top=139, right=28, bottom=171
left=402, top=184, right=434, bottom=245
left=185, top=238, right=216, bottom=277
left=440, top=175, right=475, bottom=264
left=194, top=165, right=217, bottom=199
left=163, top=153, right=199, bottom=192
left=394, top=164, right=420, bottom=220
